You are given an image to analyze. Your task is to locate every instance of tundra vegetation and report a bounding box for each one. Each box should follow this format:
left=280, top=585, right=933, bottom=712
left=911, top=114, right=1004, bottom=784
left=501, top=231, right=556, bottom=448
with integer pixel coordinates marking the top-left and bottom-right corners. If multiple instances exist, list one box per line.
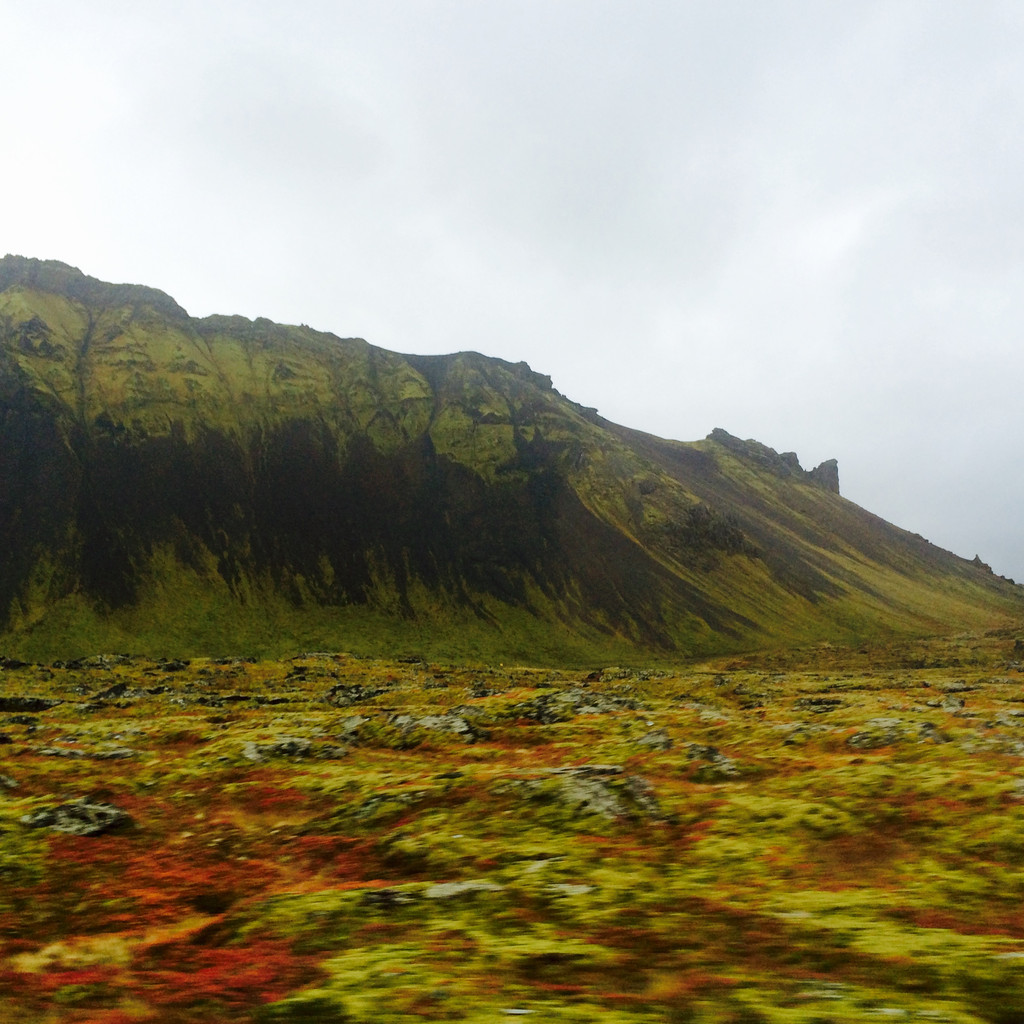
left=3, top=629, right=1024, bottom=1023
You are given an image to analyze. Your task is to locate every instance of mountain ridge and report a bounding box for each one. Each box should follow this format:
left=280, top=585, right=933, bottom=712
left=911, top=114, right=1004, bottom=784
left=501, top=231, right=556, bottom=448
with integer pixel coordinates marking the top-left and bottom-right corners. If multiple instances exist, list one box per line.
left=1, top=255, right=1020, bottom=662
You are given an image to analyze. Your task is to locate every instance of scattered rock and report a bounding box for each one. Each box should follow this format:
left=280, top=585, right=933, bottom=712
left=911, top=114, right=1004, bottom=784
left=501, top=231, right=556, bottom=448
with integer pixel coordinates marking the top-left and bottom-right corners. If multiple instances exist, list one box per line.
left=318, top=745, right=349, bottom=760
left=793, top=697, right=846, bottom=713
left=324, top=683, right=387, bottom=707
left=797, top=981, right=849, bottom=1001
left=685, top=743, right=741, bottom=780
left=636, top=728, right=673, bottom=750
left=0, top=697, right=61, bottom=713
left=598, top=667, right=633, bottom=682
left=547, top=883, right=594, bottom=896
left=918, top=721, right=950, bottom=744
left=361, top=887, right=421, bottom=909
left=21, top=800, right=132, bottom=837
left=96, top=682, right=132, bottom=700
left=337, top=715, right=369, bottom=737
left=92, top=747, right=137, bottom=760
left=508, top=694, right=573, bottom=724
left=29, top=744, right=137, bottom=760
left=846, top=718, right=907, bottom=749
left=939, top=681, right=974, bottom=693
left=242, top=737, right=314, bottom=762
left=388, top=713, right=490, bottom=743
left=731, top=684, right=772, bottom=708
left=678, top=700, right=733, bottom=722
left=510, top=688, right=642, bottom=724
left=425, top=880, right=504, bottom=900
left=89, top=655, right=135, bottom=669
left=548, top=770, right=629, bottom=819
left=774, top=721, right=834, bottom=745
left=6, top=715, right=39, bottom=727
left=350, top=790, right=426, bottom=824
left=621, top=774, right=666, bottom=818
left=926, top=695, right=965, bottom=712
left=521, top=764, right=668, bottom=821
left=0, top=774, right=18, bottom=789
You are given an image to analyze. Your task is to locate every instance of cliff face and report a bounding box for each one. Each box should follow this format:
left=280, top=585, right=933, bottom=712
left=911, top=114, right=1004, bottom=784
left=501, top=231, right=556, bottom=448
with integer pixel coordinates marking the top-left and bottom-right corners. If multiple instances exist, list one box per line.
left=1, top=256, right=1020, bottom=661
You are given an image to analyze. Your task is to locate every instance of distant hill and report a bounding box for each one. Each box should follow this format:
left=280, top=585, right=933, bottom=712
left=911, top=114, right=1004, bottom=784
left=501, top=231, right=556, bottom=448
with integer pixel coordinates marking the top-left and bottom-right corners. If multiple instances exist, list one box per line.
left=1, top=255, right=1020, bottom=662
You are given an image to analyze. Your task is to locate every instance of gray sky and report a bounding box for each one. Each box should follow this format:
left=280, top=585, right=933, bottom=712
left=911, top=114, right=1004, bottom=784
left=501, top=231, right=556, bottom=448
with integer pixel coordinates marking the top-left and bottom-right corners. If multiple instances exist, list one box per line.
left=5, top=1, right=1023, bottom=582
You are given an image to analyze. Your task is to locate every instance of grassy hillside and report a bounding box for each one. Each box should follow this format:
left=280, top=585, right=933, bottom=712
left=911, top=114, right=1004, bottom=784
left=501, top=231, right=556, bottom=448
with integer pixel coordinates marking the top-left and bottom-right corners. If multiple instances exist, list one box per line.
left=1, top=256, right=1020, bottom=661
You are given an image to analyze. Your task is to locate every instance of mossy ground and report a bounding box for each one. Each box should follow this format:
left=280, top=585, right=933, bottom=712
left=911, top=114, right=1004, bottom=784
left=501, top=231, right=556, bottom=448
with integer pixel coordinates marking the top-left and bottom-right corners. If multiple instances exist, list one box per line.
left=3, top=630, right=1024, bottom=1023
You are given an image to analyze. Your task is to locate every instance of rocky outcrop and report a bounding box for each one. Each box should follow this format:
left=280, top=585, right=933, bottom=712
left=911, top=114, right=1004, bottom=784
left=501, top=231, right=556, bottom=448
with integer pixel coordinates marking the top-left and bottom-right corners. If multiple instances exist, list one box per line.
left=708, top=429, right=840, bottom=494
left=809, top=458, right=840, bottom=493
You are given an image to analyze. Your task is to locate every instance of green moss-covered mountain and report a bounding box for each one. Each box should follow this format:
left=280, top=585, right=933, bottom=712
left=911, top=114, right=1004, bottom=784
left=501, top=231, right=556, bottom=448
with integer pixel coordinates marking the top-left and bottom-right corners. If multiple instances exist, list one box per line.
left=1, top=255, right=1020, bottom=661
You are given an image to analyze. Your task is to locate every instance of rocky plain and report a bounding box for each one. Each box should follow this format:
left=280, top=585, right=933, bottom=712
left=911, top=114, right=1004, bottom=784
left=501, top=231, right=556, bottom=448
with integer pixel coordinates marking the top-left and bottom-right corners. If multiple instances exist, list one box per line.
left=3, top=629, right=1024, bottom=1023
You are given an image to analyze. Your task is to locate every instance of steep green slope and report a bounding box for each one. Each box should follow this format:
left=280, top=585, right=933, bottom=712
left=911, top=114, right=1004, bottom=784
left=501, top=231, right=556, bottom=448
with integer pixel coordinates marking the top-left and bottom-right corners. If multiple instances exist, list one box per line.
left=0, top=255, right=1020, bottom=661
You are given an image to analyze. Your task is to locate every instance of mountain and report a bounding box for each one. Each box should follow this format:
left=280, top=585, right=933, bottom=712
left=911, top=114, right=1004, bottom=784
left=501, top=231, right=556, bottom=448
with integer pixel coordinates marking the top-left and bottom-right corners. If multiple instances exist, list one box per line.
left=1, top=255, right=1020, bottom=662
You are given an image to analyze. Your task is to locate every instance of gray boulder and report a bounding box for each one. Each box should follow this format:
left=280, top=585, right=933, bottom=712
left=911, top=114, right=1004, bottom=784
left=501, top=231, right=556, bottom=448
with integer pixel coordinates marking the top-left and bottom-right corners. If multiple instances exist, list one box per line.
left=242, top=737, right=314, bottom=761
left=636, top=728, right=673, bottom=750
left=21, top=799, right=132, bottom=837
left=846, top=718, right=906, bottom=749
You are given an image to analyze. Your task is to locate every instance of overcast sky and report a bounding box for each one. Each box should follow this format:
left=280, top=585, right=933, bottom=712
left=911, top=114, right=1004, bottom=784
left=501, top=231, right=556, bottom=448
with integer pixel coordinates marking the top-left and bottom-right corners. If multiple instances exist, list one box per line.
left=4, top=1, right=1023, bottom=582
